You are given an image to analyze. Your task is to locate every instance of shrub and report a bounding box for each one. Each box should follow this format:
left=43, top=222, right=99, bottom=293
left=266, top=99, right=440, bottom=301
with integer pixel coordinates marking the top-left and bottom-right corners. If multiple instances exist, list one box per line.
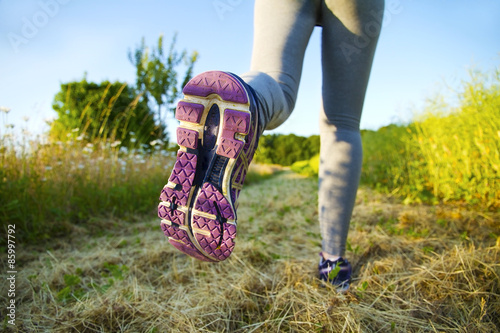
left=50, top=79, right=165, bottom=148
left=255, top=134, right=319, bottom=166
left=290, top=154, right=320, bottom=177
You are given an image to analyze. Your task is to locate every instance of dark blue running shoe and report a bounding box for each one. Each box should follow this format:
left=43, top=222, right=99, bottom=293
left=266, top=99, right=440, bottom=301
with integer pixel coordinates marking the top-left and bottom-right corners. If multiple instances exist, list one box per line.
left=318, top=256, right=352, bottom=292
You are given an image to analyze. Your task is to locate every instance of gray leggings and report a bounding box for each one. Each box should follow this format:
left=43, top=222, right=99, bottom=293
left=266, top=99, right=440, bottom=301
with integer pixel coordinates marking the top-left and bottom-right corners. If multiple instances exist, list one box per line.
left=241, top=0, right=384, bottom=256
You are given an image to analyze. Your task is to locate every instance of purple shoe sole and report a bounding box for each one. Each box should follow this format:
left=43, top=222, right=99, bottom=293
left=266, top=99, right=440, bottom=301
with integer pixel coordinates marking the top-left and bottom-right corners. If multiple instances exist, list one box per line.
left=158, top=71, right=260, bottom=262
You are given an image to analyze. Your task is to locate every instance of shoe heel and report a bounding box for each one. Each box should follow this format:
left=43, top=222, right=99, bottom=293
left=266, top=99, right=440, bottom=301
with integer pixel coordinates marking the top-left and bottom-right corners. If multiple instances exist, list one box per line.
left=182, top=71, right=248, bottom=104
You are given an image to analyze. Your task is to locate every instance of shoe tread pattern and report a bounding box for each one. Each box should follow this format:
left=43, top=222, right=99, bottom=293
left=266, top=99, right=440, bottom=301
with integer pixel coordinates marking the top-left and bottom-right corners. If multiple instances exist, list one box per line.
left=159, top=71, right=257, bottom=262
left=177, top=128, right=199, bottom=149
left=193, top=215, right=236, bottom=261
left=161, top=223, right=215, bottom=262
left=176, top=102, right=204, bottom=123
left=182, top=71, right=248, bottom=104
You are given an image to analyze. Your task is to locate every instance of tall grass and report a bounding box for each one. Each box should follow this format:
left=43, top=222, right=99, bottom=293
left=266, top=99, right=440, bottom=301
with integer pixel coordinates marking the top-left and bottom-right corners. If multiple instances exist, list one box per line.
left=412, top=68, right=500, bottom=207
left=0, top=105, right=174, bottom=245
left=292, top=66, right=500, bottom=209
left=360, top=124, right=429, bottom=203
left=0, top=133, right=174, bottom=244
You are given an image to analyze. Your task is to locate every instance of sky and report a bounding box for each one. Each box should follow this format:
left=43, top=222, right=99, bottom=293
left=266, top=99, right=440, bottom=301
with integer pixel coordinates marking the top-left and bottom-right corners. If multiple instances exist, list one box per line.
left=1, top=0, right=499, bottom=140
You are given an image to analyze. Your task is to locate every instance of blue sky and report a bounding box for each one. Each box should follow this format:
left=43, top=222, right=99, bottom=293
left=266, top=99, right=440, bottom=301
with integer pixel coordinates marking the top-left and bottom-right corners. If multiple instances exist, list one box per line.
left=1, top=0, right=499, bottom=140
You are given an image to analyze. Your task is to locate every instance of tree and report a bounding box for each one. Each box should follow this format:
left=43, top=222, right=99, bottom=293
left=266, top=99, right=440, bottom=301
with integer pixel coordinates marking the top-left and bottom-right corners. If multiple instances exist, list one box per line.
left=128, top=34, right=198, bottom=127
left=50, top=78, right=164, bottom=148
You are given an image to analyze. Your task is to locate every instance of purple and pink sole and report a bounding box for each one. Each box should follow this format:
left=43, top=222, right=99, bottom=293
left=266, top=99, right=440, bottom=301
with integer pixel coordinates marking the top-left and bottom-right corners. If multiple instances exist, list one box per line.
left=158, top=71, right=251, bottom=262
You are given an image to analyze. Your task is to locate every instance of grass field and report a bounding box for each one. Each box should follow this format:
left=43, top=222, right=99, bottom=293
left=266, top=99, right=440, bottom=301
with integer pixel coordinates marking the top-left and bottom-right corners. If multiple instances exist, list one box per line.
left=3, top=167, right=499, bottom=332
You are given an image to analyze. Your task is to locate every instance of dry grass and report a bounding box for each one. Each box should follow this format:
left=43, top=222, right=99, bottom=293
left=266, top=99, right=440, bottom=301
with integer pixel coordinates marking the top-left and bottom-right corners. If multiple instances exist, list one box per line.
left=3, top=171, right=499, bottom=332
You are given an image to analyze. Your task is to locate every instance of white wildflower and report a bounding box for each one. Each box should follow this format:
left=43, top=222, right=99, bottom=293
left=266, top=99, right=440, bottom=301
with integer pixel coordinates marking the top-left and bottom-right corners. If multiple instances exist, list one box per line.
left=110, top=141, right=121, bottom=148
left=152, top=139, right=164, bottom=146
left=0, top=107, right=11, bottom=113
left=44, top=117, right=55, bottom=125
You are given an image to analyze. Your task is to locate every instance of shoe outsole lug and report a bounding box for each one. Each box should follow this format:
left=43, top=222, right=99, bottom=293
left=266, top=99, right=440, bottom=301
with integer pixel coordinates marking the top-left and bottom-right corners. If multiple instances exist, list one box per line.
left=176, top=128, right=199, bottom=149
left=176, top=101, right=204, bottom=123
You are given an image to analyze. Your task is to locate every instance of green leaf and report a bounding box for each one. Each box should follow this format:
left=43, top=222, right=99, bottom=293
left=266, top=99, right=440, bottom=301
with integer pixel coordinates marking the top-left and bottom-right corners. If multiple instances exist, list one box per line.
left=328, top=263, right=341, bottom=281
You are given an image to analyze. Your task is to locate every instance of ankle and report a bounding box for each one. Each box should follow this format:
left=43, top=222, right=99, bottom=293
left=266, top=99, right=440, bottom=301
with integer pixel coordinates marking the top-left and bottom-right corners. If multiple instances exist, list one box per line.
left=321, top=252, right=341, bottom=262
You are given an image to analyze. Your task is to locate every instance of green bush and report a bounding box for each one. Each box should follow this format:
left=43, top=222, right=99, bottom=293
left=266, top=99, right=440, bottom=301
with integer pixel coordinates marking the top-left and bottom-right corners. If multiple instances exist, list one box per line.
left=360, top=124, right=427, bottom=201
left=50, top=79, right=165, bottom=148
left=290, top=154, right=320, bottom=177
left=255, top=134, right=319, bottom=166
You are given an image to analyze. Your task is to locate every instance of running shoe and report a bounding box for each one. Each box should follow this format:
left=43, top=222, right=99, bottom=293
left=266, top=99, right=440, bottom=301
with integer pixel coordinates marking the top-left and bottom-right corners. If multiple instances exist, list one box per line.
left=158, top=71, right=261, bottom=262
left=318, top=256, right=352, bottom=292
